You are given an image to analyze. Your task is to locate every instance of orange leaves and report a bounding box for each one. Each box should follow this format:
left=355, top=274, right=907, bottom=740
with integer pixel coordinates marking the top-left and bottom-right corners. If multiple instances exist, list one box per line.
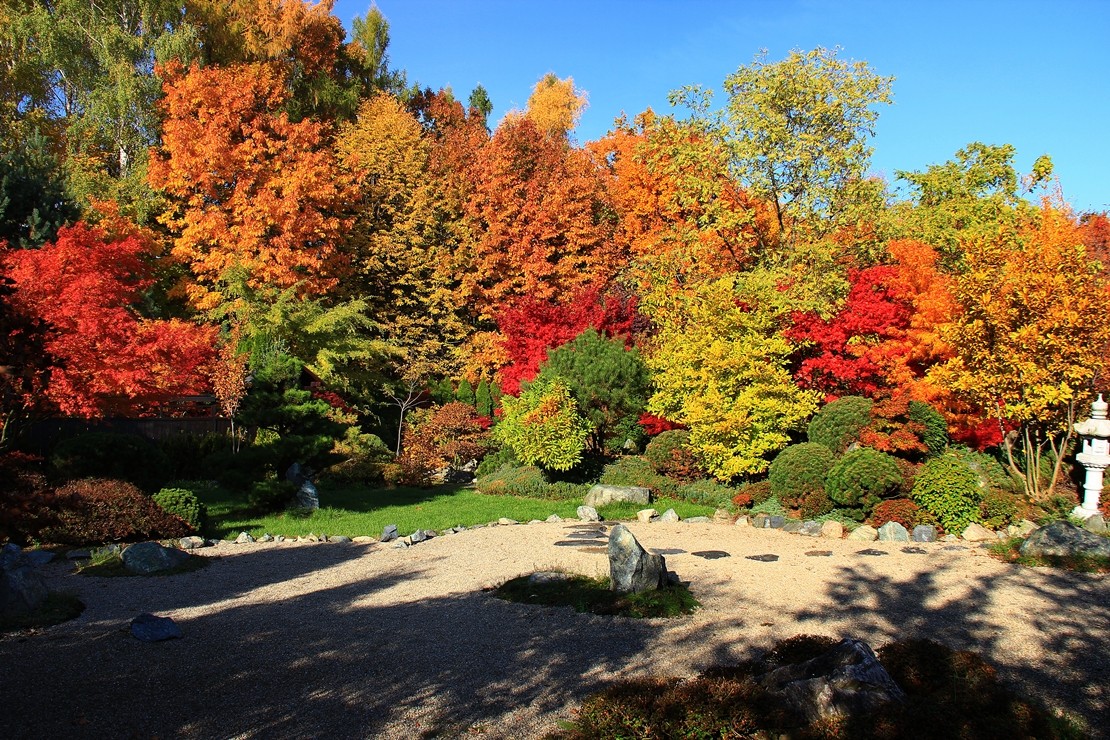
left=149, top=61, right=351, bottom=310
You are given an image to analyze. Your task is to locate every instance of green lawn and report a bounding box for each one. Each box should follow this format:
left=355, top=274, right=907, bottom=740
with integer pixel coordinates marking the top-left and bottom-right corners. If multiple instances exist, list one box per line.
left=195, top=482, right=718, bottom=540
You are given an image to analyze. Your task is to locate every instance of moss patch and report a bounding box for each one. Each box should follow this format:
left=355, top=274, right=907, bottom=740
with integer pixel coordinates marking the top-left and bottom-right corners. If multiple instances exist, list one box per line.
left=0, top=592, right=85, bottom=633
left=989, top=537, right=1110, bottom=573
left=494, top=573, right=699, bottom=618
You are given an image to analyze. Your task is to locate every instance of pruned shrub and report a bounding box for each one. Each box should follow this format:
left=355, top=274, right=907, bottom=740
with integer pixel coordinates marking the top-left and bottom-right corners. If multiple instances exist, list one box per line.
left=807, top=395, right=873, bottom=454
left=41, top=478, right=191, bottom=545
left=476, top=465, right=566, bottom=498
left=871, top=498, right=924, bottom=529
left=980, top=488, right=1024, bottom=529
left=324, top=428, right=392, bottom=485
left=768, top=443, right=836, bottom=510
left=0, top=452, right=56, bottom=545
left=50, top=431, right=170, bottom=492
left=911, top=453, right=983, bottom=534
left=152, top=488, right=206, bottom=532
left=644, top=429, right=705, bottom=481
left=247, top=476, right=297, bottom=512
left=909, top=401, right=949, bottom=456
left=825, top=448, right=902, bottom=515
left=475, top=446, right=519, bottom=477
left=951, top=446, right=1018, bottom=492
left=676, top=479, right=736, bottom=509
left=794, top=488, right=835, bottom=518
left=599, top=456, right=679, bottom=498
left=733, top=480, right=772, bottom=509
left=159, top=432, right=231, bottom=480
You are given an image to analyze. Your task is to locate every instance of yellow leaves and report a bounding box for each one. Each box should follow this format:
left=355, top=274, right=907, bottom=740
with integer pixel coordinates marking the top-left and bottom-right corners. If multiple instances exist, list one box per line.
left=523, top=73, right=588, bottom=139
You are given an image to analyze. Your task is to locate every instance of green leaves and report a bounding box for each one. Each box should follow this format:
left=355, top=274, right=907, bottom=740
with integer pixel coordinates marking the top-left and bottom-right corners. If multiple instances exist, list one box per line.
left=493, top=377, right=591, bottom=472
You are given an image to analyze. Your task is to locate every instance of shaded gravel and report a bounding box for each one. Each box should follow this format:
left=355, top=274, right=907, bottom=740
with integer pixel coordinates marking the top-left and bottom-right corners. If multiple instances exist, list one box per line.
left=2, top=521, right=1107, bottom=738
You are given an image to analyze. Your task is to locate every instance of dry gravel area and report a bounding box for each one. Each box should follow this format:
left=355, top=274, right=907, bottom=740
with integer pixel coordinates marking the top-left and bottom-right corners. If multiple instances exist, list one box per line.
left=2, top=520, right=1108, bottom=739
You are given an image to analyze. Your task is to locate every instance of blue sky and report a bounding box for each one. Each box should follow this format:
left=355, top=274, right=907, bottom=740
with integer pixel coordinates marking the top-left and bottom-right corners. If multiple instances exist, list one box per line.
left=332, top=0, right=1109, bottom=213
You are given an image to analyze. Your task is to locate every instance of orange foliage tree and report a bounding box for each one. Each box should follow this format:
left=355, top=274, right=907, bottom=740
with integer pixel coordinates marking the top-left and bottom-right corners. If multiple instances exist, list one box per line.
left=148, top=61, right=351, bottom=311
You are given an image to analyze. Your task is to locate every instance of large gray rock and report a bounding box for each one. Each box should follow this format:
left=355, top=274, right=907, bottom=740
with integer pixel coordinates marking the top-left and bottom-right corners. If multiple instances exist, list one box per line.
left=295, top=480, right=319, bottom=511
left=0, top=564, right=48, bottom=616
left=130, top=613, right=182, bottom=642
left=758, top=638, right=906, bottom=723
left=584, top=485, right=651, bottom=509
left=877, top=521, right=910, bottom=542
left=1020, top=521, right=1110, bottom=559
left=122, top=542, right=190, bottom=575
left=1, top=542, right=23, bottom=570
left=608, top=524, right=666, bottom=594
left=381, top=524, right=399, bottom=542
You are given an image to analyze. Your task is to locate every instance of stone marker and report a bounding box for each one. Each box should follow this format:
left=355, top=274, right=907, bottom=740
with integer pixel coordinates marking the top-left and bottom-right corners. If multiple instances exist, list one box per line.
left=608, top=524, right=666, bottom=594
left=1020, top=521, right=1110, bottom=559
left=576, top=505, right=600, bottom=522
left=877, top=521, right=910, bottom=542
left=585, top=484, right=651, bottom=509
left=122, top=542, right=190, bottom=575
left=130, top=613, right=182, bottom=642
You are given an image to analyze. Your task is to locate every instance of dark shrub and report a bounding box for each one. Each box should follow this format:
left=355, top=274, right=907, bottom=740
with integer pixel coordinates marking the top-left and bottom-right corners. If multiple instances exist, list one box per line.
left=676, top=479, right=735, bottom=509
left=807, top=395, right=873, bottom=454
left=735, top=480, right=773, bottom=509
left=911, top=453, right=983, bottom=534
left=0, top=452, right=56, bottom=545
left=768, top=442, right=836, bottom=511
left=325, top=430, right=392, bottom=485
left=477, top=465, right=547, bottom=497
left=475, top=446, right=519, bottom=477
left=50, top=432, right=170, bottom=492
left=951, top=446, right=1017, bottom=492
left=871, top=498, right=924, bottom=529
left=152, top=488, right=206, bottom=532
left=980, top=488, right=1024, bottom=529
left=599, top=456, right=679, bottom=498
left=159, top=432, right=230, bottom=480
left=908, top=401, right=949, bottom=456
left=41, top=478, right=191, bottom=545
left=248, top=476, right=297, bottom=512
left=825, top=448, right=902, bottom=515
left=644, top=429, right=705, bottom=481
left=794, top=488, right=834, bottom=518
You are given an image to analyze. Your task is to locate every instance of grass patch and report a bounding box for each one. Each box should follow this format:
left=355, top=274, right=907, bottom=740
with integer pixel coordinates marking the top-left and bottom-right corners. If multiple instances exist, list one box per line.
left=595, top=497, right=717, bottom=522
left=0, top=592, right=85, bottom=633
left=989, top=537, right=1110, bottom=573
left=76, top=549, right=213, bottom=577
left=556, top=635, right=1086, bottom=739
left=494, top=573, right=699, bottom=619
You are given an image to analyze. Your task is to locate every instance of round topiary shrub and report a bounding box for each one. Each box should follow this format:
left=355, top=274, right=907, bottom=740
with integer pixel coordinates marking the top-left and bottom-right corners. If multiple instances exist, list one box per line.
left=644, top=430, right=705, bottom=481
left=871, top=498, right=924, bottom=529
left=825, top=448, right=902, bottom=515
left=768, top=443, right=837, bottom=509
left=911, top=453, right=983, bottom=534
left=152, top=487, right=206, bottom=532
left=41, top=478, right=191, bottom=545
left=979, top=488, right=1024, bottom=529
left=50, top=432, right=171, bottom=492
left=807, top=396, right=874, bottom=454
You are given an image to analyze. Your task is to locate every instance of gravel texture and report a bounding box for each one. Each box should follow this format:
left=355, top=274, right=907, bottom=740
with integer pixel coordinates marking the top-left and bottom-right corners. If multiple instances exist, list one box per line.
left=2, top=520, right=1107, bottom=738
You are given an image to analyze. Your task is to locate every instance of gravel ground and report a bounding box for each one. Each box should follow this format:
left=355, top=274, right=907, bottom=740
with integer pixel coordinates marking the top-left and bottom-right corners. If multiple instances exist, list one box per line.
left=2, top=520, right=1107, bottom=739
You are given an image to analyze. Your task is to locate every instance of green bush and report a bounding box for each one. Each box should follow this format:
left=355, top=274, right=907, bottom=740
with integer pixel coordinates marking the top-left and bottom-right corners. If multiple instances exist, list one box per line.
left=950, top=446, right=1018, bottom=493
left=475, top=446, right=520, bottom=477
left=477, top=465, right=548, bottom=497
left=0, top=452, right=56, bottom=545
left=644, top=429, right=705, bottom=481
left=768, top=442, right=836, bottom=508
left=980, top=488, right=1023, bottom=529
left=908, top=401, right=949, bottom=456
left=248, top=476, right=297, bottom=513
left=807, top=396, right=873, bottom=454
left=152, top=488, right=206, bottom=532
left=50, top=432, right=170, bottom=492
left=825, top=448, right=902, bottom=515
left=325, top=428, right=392, bottom=485
left=40, top=478, right=191, bottom=545
left=871, top=498, right=925, bottom=529
left=675, top=479, right=736, bottom=509
left=159, top=432, right=230, bottom=480
left=911, top=453, right=983, bottom=534
left=598, top=456, right=679, bottom=498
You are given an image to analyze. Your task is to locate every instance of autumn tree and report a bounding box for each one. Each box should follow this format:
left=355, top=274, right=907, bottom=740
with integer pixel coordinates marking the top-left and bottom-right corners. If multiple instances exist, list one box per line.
left=1, top=222, right=215, bottom=417
left=493, top=377, right=591, bottom=471
left=930, top=200, right=1110, bottom=498
left=523, top=73, right=587, bottom=140
left=149, top=61, right=351, bottom=310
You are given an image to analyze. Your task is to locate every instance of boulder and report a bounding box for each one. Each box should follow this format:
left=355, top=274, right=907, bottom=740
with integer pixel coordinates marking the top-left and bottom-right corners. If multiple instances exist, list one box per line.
left=912, top=525, right=937, bottom=543
left=847, top=525, right=878, bottom=542
left=799, top=521, right=823, bottom=537
left=295, top=480, right=319, bottom=511
left=608, top=524, right=666, bottom=594
left=820, top=521, right=844, bottom=539
left=877, top=521, right=910, bottom=543
left=961, top=523, right=995, bottom=542
left=122, top=542, right=190, bottom=575
left=24, top=550, right=54, bottom=567
left=636, top=508, right=657, bottom=523
left=1084, top=514, right=1107, bottom=534
left=751, top=513, right=770, bottom=528
left=1, top=543, right=23, bottom=570
left=0, top=565, right=48, bottom=616
left=659, top=509, right=680, bottom=523
left=381, top=524, right=399, bottom=542
left=758, top=638, right=905, bottom=723
left=576, top=505, right=600, bottom=522
left=584, top=485, right=651, bottom=509
left=768, top=515, right=786, bottom=529
left=130, top=613, right=182, bottom=642
left=1020, top=521, right=1110, bottom=559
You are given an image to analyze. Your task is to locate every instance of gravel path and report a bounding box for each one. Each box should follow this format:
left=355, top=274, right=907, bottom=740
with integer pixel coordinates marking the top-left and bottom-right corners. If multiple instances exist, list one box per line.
left=2, top=521, right=1107, bottom=739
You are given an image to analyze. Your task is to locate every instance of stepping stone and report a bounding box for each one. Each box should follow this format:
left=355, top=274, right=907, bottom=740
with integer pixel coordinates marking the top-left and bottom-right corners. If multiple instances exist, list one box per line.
left=901, top=546, right=927, bottom=555
left=651, top=548, right=687, bottom=555
left=691, top=550, right=730, bottom=560
left=565, top=531, right=605, bottom=540
left=942, top=545, right=968, bottom=551
left=553, top=540, right=604, bottom=547
left=577, top=546, right=607, bottom=554
left=130, top=613, right=182, bottom=642
left=746, top=554, right=779, bottom=562
left=857, top=549, right=888, bottom=556
left=805, top=550, right=833, bottom=557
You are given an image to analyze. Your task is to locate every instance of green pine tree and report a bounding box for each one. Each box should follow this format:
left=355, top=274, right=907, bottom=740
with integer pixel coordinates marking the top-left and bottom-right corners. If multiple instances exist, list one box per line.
left=475, top=378, right=493, bottom=418
left=455, top=378, right=475, bottom=406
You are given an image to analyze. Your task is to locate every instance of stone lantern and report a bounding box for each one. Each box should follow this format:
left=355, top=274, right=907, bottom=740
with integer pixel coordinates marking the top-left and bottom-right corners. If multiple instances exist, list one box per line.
left=1072, top=394, right=1110, bottom=519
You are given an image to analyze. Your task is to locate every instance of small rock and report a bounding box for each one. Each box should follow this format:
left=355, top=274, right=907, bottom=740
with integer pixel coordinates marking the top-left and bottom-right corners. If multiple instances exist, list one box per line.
left=847, top=525, right=878, bottom=542
left=799, top=521, right=823, bottom=537
left=734, top=515, right=751, bottom=528
left=857, top=548, right=888, bottom=556
left=235, top=532, right=255, bottom=544
left=692, top=550, right=730, bottom=559
left=352, top=536, right=376, bottom=544
left=275, top=535, right=285, bottom=543
left=782, top=520, right=805, bottom=533
left=636, top=508, right=657, bottom=523
left=659, top=509, right=680, bottom=523
left=961, top=523, right=995, bottom=542
left=912, top=525, right=937, bottom=543
left=1015, top=519, right=1038, bottom=537
left=942, top=534, right=958, bottom=542
left=577, top=505, right=600, bottom=522
left=130, top=613, right=182, bottom=642
left=942, top=545, right=968, bottom=551
left=877, top=521, right=910, bottom=543
left=24, top=551, right=55, bottom=567
left=306, top=533, right=319, bottom=543
left=528, top=519, right=542, bottom=524
left=1084, top=514, right=1107, bottom=533
left=902, top=547, right=927, bottom=555
left=746, top=554, right=779, bottom=562
left=685, top=516, right=711, bottom=523
left=423, top=529, right=437, bottom=539
left=122, top=542, right=190, bottom=575
left=585, top=484, right=651, bottom=509
left=497, top=517, right=519, bottom=526
left=392, top=539, right=409, bottom=549
left=805, top=550, right=833, bottom=557
left=258, top=534, right=274, bottom=543
left=381, top=524, right=399, bottom=542
left=330, top=536, right=352, bottom=544
left=820, top=521, right=844, bottom=539
left=751, top=513, right=770, bottom=528
left=528, top=571, right=569, bottom=585
left=545, top=514, right=563, bottom=523
left=768, top=515, right=786, bottom=529
left=410, top=530, right=428, bottom=543
left=713, top=508, right=733, bottom=523
left=66, top=549, right=92, bottom=561
left=178, top=536, right=205, bottom=550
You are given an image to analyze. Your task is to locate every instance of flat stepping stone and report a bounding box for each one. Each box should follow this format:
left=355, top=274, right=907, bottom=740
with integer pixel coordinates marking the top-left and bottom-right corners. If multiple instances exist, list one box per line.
left=650, top=548, right=687, bottom=555
left=805, top=550, right=833, bottom=557
left=553, top=540, right=591, bottom=547
left=130, top=613, right=182, bottom=642
left=942, top=545, right=969, bottom=551
left=857, top=549, right=888, bottom=556
left=564, top=531, right=605, bottom=540
left=901, top=546, right=928, bottom=555
left=746, top=554, right=779, bottom=562
left=691, top=550, right=730, bottom=560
